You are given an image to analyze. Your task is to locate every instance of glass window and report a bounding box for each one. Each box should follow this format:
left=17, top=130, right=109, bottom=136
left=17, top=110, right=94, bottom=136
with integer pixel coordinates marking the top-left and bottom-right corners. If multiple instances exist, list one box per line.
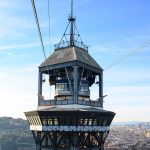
left=56, top=83, right=69, bottom=91
left=93, top=119, right=97, bottom=125
left=81, top=83, right=89, bottom=92
left=88, top=119, right=92, bottom=125
left=79, top=118, right=84, bottom=125
left=54, top=119, right=58, bottom=125
left=83, top=119, right=88, bottom=125
left=103, top=119, right=107, bottom=126
left=41, top=117, right=47, bottom=125
left=47, top=118, right=53, bottom=125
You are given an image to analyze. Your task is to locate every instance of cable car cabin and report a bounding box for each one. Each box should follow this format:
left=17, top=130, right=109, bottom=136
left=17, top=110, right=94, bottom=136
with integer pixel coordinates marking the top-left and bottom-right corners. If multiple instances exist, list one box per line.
left=55, top=79, right=90, bottom=100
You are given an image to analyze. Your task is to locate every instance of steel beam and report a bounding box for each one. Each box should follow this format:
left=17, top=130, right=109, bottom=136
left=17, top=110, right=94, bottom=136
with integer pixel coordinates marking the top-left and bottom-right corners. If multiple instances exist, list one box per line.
left=38, top=71, right=42, bottom=106
left=99, top=72, right=103, bottom=108
left=31, top=131, right=110, bottom=150
left=73, top=66, right=78, bottom=103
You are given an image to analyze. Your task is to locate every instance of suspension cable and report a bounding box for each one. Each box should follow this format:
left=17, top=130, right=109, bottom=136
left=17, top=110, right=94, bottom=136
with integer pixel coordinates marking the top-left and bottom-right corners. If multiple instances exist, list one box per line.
left=48, top=0, right=52, bottom=52
left=47, top=0, right=52, bottom=98
left=31, top=0, right=49, bottom=71
left=104, top=40, right=150, bottom=71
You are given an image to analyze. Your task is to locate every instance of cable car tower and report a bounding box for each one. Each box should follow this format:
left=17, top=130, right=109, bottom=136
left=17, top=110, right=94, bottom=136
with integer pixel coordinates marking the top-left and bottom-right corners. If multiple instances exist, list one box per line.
left=25, top=1, right=115, bottom=149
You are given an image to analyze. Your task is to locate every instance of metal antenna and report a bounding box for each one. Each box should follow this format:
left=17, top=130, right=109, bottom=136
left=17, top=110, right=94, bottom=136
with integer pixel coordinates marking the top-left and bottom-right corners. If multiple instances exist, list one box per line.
left=55, top=0, right=88, bottom=51
left=71, top=0, right=73, bottom=18
left=69, top=0, right=75, bottom=46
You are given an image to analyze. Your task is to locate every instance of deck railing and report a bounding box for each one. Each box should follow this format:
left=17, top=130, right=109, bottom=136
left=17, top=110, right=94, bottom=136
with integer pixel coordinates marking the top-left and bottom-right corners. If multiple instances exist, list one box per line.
left=54, top=40, right=88, bottom=52
left=39, top=99, right=102, bottom=107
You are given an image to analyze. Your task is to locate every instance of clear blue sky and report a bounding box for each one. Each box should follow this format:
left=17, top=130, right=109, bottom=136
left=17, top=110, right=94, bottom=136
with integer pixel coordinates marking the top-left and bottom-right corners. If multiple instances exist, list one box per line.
left=0, top=0, right=150, bottom=122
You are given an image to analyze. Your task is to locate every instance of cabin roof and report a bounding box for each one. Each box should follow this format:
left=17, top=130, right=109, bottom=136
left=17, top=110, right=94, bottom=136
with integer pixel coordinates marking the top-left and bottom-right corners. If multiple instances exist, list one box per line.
left=39, top=46, right=102, bottom=71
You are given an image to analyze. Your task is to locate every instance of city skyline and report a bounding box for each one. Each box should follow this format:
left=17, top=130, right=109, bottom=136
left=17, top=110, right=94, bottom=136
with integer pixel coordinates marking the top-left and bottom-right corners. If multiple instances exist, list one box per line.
left=0, top=0, right=150, bottom=122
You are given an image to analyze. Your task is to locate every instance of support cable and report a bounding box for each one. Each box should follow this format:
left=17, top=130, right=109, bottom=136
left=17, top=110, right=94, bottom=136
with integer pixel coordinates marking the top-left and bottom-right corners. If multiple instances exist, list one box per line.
left=31, top=0, right=51, bottom=100
left=31, top=0, right=49, bottom=72
left=47, top=0, right=52, bottom=98
left=104, top=40, right=150, bottom=71
left=48, top=0, right=52, bottom=53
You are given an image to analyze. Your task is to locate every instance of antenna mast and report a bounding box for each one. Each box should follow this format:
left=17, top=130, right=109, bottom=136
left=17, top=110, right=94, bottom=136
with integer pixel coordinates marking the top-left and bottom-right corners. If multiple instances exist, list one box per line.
left=69, top=0, right=75, bottom=46
left=71, top=0, right=73, bottom=17
left=55, top=0, right=88, bottom=51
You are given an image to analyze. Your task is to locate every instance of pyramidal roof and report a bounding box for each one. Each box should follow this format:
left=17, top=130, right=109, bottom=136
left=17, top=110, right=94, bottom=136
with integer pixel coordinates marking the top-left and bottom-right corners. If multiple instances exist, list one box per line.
left=39, top=1, right=103, bottom=72
left=39, top=46, right=102, bottom=71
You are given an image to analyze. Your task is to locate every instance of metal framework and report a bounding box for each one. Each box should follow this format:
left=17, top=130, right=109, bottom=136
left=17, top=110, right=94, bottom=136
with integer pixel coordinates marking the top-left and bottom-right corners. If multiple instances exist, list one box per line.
left=32, top=131, right=108, bottom=150
left=25, top=1, right=115, bottom=149
left=25, top=109, right=114, bottom=150
left=54, top=0, right=88, bottom=51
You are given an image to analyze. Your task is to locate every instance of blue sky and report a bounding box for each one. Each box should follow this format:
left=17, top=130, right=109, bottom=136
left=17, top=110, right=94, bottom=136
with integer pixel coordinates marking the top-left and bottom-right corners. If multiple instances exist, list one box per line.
left=0, top=0, right=150, bottom=122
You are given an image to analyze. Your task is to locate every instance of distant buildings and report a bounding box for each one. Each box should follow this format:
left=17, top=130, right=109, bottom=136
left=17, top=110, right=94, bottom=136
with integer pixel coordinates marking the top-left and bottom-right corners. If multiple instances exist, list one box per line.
left=105, top=123, right=150, bottom=150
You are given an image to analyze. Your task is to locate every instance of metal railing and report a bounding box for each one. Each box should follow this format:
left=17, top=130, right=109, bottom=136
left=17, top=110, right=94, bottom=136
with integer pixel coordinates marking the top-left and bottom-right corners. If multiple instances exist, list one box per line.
left=54, top=40, right=88, bottom=51
left=39, top=99, right=102, bottom=107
